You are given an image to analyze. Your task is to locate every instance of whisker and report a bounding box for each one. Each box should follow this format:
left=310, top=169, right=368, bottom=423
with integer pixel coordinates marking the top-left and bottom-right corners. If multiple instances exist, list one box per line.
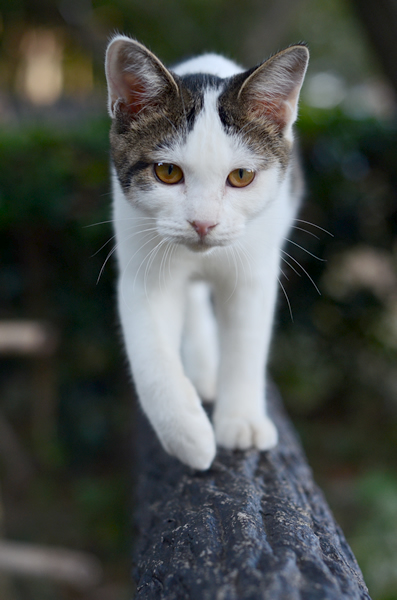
left=285, top=238, right=326, bottom=262
left=294, top=219, right=334, bottom=237
left=281, top=249, right=321, bottom=295
left=134, top=237, right=164, bottom=291
left=280, top=255, right=301, bottom=277
left=84, top=216, right=157, bottom=228
left=168, top=242, right=179, bottom=279
left=91, top=234, right=117, bottom=257
left=280, top=268, right=289, bottom=281
left=159, top=239, right=173, bottom=294
left=291, top=225, right=320, bottom=240
left=156, top=239, right=171, bottom=296
left=121, top=234, right=161, bottom=307
left=278, top=277, right=293, bottom=322
left=143, top=239, right=167, bottom=299
left=96, top=228, right=158, bottom=284
left=91, top=223, right=158, bottom=257
left=96, top=243, right=118, bottom=284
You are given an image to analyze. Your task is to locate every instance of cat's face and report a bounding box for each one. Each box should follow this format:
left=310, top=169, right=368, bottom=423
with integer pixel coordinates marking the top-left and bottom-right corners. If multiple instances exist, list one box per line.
left=106, top=37, right=309, bottom=252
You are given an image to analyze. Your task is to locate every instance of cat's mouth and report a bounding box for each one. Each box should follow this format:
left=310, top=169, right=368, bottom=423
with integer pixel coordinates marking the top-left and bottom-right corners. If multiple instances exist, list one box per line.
left=158, top=223, right=237, bottom=252
left=184, top=235, right=233, bottom=253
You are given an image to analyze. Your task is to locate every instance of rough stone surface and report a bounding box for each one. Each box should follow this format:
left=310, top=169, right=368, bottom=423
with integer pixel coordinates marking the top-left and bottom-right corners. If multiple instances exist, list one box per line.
left=133, top=386, right=371, bottom=600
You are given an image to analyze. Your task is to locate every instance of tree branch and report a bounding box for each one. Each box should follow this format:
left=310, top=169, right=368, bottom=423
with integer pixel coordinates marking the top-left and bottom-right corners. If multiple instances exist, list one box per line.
left=132, top=385, right=371, bottom=599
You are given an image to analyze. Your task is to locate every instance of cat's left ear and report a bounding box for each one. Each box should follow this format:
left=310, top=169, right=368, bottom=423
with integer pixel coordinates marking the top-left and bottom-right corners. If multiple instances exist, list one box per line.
left=105, top=35, right=179, bottom=118
left=239, top=44, right=309, bottom=140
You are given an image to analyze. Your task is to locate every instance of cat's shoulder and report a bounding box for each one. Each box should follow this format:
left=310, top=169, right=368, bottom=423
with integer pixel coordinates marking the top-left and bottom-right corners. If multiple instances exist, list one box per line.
left=172, top=53, right=243, bottom=79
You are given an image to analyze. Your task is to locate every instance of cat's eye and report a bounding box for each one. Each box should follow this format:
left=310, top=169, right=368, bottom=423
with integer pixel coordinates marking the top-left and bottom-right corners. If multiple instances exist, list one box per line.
left=154, top=163, right=184, bottom=185
left=227, top=168, right=255, bottom=188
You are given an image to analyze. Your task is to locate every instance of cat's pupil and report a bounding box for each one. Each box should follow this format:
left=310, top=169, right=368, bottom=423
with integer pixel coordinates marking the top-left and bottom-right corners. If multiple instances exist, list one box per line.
left=168, top=165, right=174, bottom=175
left=239, top=169, right=244, bottom=179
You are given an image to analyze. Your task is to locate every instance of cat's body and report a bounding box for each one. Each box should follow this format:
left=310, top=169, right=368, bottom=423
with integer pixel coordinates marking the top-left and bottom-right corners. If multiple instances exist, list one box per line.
left=105, top=36, right=309, bottom=470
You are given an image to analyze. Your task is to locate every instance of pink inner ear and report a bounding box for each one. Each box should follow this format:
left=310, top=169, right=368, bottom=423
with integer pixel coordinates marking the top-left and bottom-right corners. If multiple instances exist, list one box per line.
left=118, top=71, right=151, bottom=116
left=250, top=97, right=290, bottom=130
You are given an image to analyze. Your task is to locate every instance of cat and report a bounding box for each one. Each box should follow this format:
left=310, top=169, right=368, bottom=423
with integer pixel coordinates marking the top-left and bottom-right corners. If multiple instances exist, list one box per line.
left=105, top=35, right=309, bottom=470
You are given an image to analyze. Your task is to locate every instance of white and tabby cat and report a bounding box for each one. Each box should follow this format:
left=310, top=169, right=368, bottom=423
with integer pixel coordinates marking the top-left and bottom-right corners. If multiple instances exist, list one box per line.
left=105, top=35, right=309, bottom=470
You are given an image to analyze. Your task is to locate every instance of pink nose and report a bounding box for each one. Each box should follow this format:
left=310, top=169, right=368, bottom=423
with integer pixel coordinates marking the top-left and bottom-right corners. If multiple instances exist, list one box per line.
left=189, top=220, right=218, bottom=239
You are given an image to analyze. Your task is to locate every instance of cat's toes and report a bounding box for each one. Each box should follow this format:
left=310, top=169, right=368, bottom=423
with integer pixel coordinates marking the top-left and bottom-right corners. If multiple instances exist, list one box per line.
left=161, top=410, right=216, bottom=470
left=214, top=414, right=278, bottom=451
left=252, top=416, right=278, bottom=450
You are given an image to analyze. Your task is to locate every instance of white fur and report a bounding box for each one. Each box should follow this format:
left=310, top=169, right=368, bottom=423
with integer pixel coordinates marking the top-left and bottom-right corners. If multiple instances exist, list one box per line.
left=173, top=53, right=243, bottom=78
left=110, top=48, right=301, bottom=470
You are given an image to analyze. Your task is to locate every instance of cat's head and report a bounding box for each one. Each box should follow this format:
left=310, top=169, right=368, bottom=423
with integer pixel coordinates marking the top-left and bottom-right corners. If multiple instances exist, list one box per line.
left=105, top=36, right=309, bottom=252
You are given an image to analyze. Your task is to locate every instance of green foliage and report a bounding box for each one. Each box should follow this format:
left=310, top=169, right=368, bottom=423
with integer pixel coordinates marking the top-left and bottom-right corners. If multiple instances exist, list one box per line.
left=0, top=118, right=131, bottom=596
left=351, top=471, right=397, bottom=600
left=0, top=120, right=110, bottom=226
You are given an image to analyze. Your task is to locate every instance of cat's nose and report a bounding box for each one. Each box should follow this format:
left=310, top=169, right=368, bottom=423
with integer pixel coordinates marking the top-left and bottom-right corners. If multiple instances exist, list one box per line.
left=189, top=220, right=218, bottom=239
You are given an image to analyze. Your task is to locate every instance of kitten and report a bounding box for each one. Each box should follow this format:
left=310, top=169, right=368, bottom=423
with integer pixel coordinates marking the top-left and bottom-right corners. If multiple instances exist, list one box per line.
left=105, top=35, right=309, bottom=470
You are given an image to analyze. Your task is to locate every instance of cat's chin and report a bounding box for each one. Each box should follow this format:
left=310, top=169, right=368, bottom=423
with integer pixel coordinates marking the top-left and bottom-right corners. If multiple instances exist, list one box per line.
left=184, top=240, right=225, bottom=254
left=186, top=243, right=216, bottom=254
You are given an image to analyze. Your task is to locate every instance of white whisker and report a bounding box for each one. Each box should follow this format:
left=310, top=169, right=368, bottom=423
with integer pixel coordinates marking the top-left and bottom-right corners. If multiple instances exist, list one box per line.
left=291, top=225, right=320, bottom=240
left=168, top=242, right=180, bottom=279
left=285, top=238, right=326, bottom=262
left=159, top=239, right=173, bottom=295
left=143, top=239, right=168, bottom=300
left=96, top=226, right=159, bottom=283
left=281, top=249, right=321, bottom=295
left=167, top=242, right=179, bottom=279
left=294, top=219, right=334, bottom=237
left=91, top=234, right=117, bottom=257
left=278, top=277, right=293, bottom=322
left=96, top=243, right=118, bottom=284
left=280, top=268, right=289, bottom=281
left=91, top=222, right=157, bottom=257
left=84, top=216, right=157, bottom=228
left=134, top=237, right=164, bottom=292
left=280, top=255, right=301, bottom=277
left=120, top=234, right=161, bottom=308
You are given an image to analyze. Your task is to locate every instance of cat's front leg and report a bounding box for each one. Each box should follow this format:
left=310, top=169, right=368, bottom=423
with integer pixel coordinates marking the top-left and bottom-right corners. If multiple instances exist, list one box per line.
left=213, top=273, right=279, bottom=452
left=118, top=281, right=216, bottom=470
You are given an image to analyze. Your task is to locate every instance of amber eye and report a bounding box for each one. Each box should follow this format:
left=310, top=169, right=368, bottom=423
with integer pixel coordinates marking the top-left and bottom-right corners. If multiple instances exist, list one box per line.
left=227, top=168, right=255, bottom=188
left=154, top=163, right=184, bottom=185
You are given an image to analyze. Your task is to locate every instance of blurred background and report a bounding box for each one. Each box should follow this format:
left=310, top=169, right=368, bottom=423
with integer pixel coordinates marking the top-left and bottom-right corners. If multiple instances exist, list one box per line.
left=0, top=0, right=396, bottom=598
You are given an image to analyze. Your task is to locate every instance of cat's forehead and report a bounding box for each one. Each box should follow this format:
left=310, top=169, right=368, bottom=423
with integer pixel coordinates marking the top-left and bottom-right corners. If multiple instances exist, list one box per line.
left=179, top=73, right=224, bottom=95
left=164, top=88, right=260, bottom=176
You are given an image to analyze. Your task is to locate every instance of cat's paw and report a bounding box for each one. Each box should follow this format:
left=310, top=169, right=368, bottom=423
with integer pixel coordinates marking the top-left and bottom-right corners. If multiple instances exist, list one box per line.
left=160, top=408, right=216, bottom=470
left=214, top=414, right=278, bottom=451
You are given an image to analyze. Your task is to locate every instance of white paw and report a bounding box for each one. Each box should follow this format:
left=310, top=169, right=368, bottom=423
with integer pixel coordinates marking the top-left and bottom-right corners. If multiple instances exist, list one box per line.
left=159, top=407, right=216, bottom=471
left=214, top=414, right=278, bottom=451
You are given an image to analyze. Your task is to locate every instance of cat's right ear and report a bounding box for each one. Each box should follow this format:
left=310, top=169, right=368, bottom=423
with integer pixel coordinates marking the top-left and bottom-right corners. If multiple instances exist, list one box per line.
left=105, top=35, right=179, bottom=118
left=238, top=44, right=309, bottom=140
